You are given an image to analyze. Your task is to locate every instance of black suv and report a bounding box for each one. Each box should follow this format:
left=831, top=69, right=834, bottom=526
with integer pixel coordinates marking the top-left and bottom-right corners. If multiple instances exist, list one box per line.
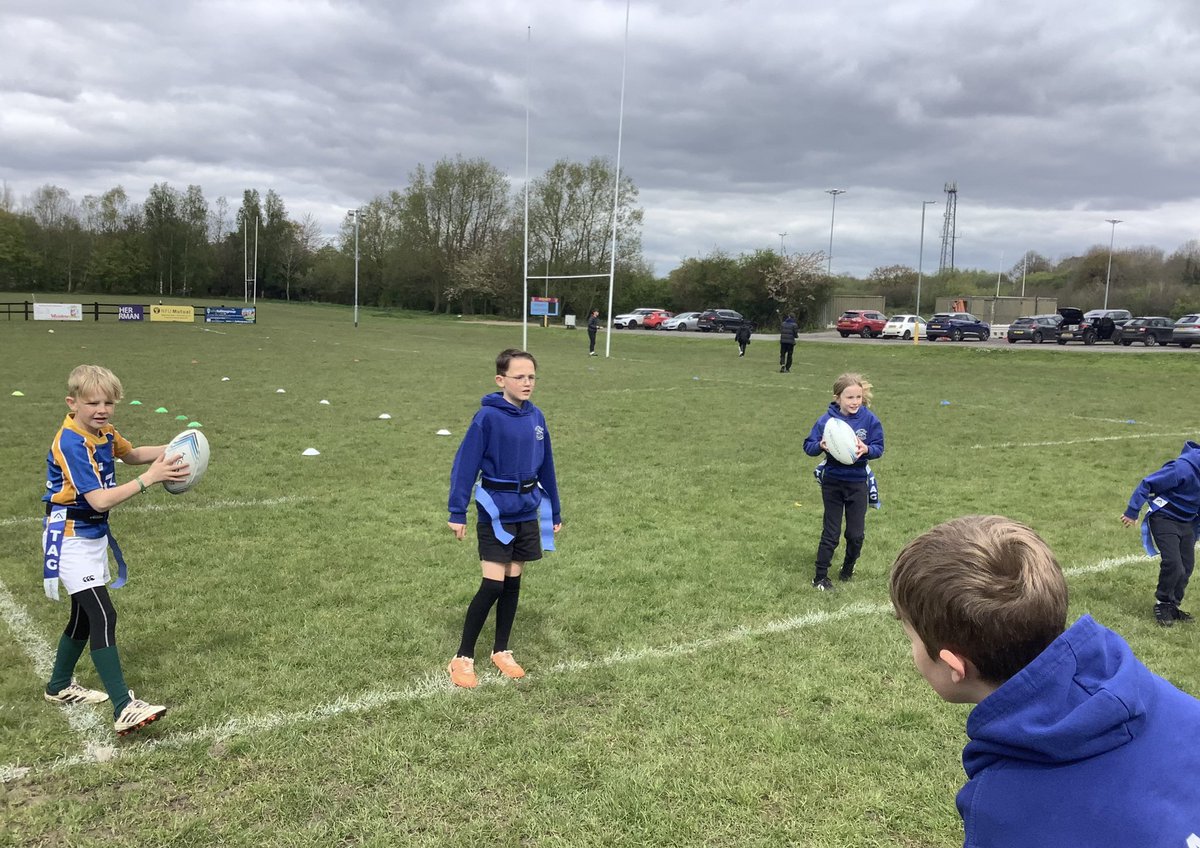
left=1055, top=307, right=1128, bottom=345
left=697, top=309, right=750, bottom=332
left=1117, top=316, right=1174, bottom=347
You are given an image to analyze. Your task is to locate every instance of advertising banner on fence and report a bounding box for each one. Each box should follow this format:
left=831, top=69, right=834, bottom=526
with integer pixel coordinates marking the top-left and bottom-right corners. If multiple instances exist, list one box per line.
left=33, top=303, right=83, bottom=321
left=204, top=306, right=256, bottom=324
left=149, top=304, right=194, bottom=323
left=117, top=305, right=145, bottom=321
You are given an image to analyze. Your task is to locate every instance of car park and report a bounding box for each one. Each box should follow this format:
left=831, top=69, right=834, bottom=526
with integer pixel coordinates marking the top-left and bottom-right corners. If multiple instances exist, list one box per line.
left=926, top=312, right=990, bottom=341
left=641, top=310, right=674, bottom=330
left=697, top=309, right=749, bottom=332
left=1056, top=307, right=1128, bottom=344
left=612, top=307, right=668, bottom=329
left=1171, top=314, right=1200, bottom=348
left=881, top=314, right=926, bottom=339
left=836, top=310, right=888, bottom=338
left=1006, top=314, right=1062, bottom=344
left=663, top=311, right=701, bottom=331
left=1117, top=316, right=1175, bottom=346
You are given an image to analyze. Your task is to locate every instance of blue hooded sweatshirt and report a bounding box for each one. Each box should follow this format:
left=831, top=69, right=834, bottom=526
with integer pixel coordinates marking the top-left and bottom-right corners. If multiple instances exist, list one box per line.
left=448, top=393, right=561, bottom=526
left=957, top=615, right=1200, bottom=847
left=802, top=401, right=884, bottom=481
left=1123, top=440, right=1200, bottom=523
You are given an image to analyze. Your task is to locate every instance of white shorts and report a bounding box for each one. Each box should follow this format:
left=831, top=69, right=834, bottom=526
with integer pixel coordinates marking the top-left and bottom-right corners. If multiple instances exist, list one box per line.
left=44, top=533, right=111, bottom=595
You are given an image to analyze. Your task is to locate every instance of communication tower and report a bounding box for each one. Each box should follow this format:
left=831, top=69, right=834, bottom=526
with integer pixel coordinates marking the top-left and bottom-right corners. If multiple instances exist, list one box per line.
left=939, top=182, right=958, bottom=273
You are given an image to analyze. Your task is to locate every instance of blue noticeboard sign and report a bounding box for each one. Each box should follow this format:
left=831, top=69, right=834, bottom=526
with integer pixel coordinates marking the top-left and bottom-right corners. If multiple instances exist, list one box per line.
left=530, top=297, right=559, bottom=317
left=117, top=305, right=144, bottom=321
left=205, top=307, right=257, bottom=324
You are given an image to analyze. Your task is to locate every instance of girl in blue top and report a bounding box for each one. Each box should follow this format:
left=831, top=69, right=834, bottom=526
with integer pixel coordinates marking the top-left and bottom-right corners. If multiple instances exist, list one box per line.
left=802, top=372, right=885, bottom=590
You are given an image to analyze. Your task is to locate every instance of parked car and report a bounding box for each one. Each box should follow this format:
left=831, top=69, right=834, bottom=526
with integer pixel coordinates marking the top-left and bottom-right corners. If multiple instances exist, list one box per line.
left=641, top=310, right=674, bottom=330
left=1171, top=314, right=1200, bottom=348
left=612, top=307, right=668, bottom=329
left=1117, top=316, right=1175, bottom=346
left=663, top=311, right=701, bottom=331
left=881, top=314, right=926, bottom=340
left=1006, top=314, right=1062, bottom=344
left=697, top=309, right=749, bottom=332
left=836, top=310, right=888, bottom=338
left=1056, top=307, right=1128, bottom=344
left=926, top=312, right=991, bottom=341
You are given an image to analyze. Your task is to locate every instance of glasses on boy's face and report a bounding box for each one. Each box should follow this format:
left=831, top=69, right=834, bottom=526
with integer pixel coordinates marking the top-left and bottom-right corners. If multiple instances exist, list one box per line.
left=504, top=374, right=537, bottom=383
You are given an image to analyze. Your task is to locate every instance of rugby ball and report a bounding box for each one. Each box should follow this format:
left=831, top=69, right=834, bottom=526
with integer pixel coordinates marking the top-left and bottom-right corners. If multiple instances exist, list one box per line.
left=163, top=430, right=210, bottom=495
left=822, top=418, right=859, bottom=466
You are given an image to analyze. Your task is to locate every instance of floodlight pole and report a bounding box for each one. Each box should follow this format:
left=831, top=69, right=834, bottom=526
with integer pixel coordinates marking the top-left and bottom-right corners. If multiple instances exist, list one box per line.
left=825, top=189, right=845, bottom=275
left=352, top=209, right=361, bottom=328
left=779, top=232, right=786, bottom=255
left=917, top=200, right=936, bottom=314
left=1021, top=252, right=1028, bottom=297
left=1103, top=218, right=1122, bottom=309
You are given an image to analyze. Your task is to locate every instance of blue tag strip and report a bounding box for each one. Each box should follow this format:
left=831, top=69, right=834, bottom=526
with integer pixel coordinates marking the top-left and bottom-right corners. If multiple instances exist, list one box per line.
left=43, top=510, right=66, bottom=601
left=813, top=461, right=882, bottom=510
left=107, top=531, right=128, bottom=589
left=474, top=483, right=556, bottom=552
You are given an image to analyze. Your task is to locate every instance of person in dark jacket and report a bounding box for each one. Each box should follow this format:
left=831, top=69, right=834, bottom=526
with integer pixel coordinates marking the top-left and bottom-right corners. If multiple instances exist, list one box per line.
left=779, top=314, right=798, bottom=372
left=1121, top=440, right=1200, bottom=626
left=587, top=309, right=600, bottom=356
left=734, top=323, right=751, bottom=356
left=890, top=515, right=1200, bottom=848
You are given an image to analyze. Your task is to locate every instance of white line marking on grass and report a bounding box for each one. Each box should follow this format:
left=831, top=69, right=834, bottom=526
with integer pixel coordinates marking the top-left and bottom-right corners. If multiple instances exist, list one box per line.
left=970, top=432, right=1193, bottom=450
left=0, top=547, right=1167, bottom=782
left=0, top=578, right=113, bottom=760
left=0, top=496, right=310, bottom=528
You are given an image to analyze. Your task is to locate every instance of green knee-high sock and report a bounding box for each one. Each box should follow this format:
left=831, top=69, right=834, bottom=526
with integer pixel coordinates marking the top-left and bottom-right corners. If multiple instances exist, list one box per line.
left=90, top=646, right=131, bottom=716
left=47, top=635, right=88, bottom=694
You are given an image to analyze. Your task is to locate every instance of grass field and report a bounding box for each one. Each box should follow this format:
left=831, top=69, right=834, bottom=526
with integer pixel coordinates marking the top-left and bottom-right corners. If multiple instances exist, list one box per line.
left=1, top=300, right=1198, bottom=847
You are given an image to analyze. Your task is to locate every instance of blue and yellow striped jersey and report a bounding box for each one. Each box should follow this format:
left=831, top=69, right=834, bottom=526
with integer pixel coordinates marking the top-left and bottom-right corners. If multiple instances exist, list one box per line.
left=44, top=414, right=133, bottom=539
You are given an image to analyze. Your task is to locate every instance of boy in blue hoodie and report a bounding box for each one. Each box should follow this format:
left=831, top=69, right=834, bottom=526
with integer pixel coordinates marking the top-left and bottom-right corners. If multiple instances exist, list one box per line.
left=802, top=372, right=884, bottom=589
left=890, top=515, right=1200, bottom=848
left=1120, top=440, right=1200, bottom=627
left=446, top=349, right=561, bottom=688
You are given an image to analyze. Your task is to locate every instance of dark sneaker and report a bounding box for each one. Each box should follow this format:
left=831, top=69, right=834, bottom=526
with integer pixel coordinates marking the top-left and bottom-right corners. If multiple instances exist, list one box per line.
left=838, top=567, right=855, bottom=582
left=1173, top=606, right=1194, bottom=623
left=812, top=577, right=834, bottom=592
left=1154, top=603, right=1175, bottom=627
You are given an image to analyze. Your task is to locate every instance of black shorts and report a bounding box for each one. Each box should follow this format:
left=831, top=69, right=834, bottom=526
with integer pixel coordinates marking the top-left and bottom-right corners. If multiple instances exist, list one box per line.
left=477, top=518, right=543, bottom=564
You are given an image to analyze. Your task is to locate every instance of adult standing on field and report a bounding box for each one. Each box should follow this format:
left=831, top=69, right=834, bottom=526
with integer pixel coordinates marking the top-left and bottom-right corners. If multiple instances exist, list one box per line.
left=779, top=314, right=798, bottom=372
left=587, top=309, right=600, bottom=356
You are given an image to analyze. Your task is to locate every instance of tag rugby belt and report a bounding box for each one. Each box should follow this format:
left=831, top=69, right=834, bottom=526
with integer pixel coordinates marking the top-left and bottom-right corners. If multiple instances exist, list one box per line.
left=480, top=477, right=539, bottom=493
left=45, top=503, right=109, bottom=523
left=42, top=502, right=128, bottom=601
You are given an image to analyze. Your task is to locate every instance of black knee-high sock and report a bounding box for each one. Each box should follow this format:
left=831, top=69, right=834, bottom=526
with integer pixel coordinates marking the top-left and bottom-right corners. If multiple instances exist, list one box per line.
left=492, top=574, right=522, bottom=654
left=457, top=578, right=504, bottom=658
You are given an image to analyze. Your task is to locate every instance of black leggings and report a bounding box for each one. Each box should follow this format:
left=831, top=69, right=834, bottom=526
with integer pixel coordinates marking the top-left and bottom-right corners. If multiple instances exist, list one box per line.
left=814, top=478, right=868, bottom=577
left=65, top=586, right=118, bottom=650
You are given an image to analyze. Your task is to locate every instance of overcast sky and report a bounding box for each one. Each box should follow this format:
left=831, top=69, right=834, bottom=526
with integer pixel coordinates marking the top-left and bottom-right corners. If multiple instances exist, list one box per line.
left=5, top=0, right=1200, bottom=278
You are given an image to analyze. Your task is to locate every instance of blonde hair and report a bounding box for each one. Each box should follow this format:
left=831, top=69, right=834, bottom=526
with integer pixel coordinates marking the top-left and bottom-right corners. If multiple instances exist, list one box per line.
left=833, top=372, right=873, bottom=407
left=889, top=515, right=1068, bottom=684
left=67, top=365, right=124, bottom=402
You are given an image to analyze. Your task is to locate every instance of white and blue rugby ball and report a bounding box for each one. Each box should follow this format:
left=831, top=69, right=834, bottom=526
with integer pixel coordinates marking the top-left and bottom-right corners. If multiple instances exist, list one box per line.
left=163, top=429, right=210, bottom=495
left=822, top=418, right=859, bottom=466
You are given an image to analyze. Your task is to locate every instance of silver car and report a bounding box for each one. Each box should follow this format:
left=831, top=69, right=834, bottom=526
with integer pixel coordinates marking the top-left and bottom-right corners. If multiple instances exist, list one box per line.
left=1172, top=314, right=1200, bottom=348
left=663, top=311, right=701, bottom=331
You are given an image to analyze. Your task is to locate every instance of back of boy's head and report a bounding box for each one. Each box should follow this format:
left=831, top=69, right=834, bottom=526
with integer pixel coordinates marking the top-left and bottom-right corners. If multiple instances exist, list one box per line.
left=67, top=364, right=124, bottom=402
left=495, top=348, right=536, bottom=375
left=889, top=515, right=1068, bottom=685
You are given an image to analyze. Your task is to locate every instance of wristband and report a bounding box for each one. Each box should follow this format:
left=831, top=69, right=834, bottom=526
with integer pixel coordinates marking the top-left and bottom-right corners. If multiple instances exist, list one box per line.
left=135, top=477, right=148, bottom=494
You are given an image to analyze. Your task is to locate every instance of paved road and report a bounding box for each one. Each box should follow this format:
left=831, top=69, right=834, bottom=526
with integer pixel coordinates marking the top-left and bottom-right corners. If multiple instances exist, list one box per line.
left=621, top=327, right=1198, bottom=355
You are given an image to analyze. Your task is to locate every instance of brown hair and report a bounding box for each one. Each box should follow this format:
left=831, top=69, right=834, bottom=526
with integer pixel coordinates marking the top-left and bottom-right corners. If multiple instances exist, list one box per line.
left=496, top=348, right=537, bottom=375
left=67, top=364, right=124, bottom=402
left=833, top=372, right=873, bottom=407
left=889, top=515, right=1068, bottom=684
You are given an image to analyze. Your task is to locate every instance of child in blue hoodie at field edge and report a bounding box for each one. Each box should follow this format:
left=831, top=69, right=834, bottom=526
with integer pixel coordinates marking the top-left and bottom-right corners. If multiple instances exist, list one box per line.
left=890, top=515, right=1200, bottom=848
left=1120, top=440, right=1200, bottom=627
left=446, top=349, right=562, bottom=688
left=802, top=372, right=884, bottom=590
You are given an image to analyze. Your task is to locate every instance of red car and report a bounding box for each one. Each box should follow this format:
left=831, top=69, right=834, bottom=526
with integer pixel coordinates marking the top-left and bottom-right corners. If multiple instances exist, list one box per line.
left=641, top=310, right=674, bottom=329
left=836, top=310, right=888, bottom=338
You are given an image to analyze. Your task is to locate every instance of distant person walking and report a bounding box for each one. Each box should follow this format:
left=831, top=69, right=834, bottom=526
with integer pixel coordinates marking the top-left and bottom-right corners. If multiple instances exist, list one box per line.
left=735, top=324, right=752, bottom=357
left=779, top=314, right=798, bottom=372
left=587, top=310, right=600, bottom=356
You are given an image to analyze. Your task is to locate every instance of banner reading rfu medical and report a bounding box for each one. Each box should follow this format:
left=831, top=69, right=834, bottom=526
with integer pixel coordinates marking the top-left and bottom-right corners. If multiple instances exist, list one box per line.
left=149, top=304, right=195, bottom=322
